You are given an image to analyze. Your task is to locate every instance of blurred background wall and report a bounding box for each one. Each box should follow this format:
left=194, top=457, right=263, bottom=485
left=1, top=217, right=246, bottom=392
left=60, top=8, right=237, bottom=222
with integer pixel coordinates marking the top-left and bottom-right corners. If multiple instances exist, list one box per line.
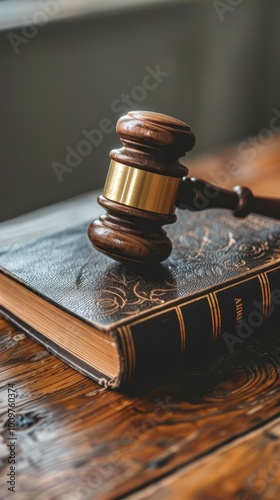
left=0, top=0, right=280, bottom=221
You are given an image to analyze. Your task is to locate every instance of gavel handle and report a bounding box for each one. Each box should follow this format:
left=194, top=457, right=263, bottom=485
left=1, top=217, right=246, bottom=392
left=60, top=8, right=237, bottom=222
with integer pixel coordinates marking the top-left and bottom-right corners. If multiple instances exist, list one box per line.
left=176, top=177, right=280, bottom=220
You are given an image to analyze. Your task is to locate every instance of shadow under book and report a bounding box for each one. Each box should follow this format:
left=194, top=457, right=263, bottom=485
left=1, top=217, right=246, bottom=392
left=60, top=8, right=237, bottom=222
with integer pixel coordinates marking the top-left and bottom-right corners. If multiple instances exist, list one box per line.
left=0, top=209, right=280, bottom=389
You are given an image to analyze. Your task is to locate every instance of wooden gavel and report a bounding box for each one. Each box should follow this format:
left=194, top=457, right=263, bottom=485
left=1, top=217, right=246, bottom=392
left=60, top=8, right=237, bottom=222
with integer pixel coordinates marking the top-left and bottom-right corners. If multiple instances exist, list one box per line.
left=88, top=111, right=280, bottom=264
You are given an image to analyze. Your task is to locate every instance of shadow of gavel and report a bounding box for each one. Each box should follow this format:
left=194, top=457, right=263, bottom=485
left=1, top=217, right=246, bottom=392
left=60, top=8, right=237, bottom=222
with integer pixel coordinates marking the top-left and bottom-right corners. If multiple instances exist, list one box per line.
left=88, top=111, right=280, bottom=264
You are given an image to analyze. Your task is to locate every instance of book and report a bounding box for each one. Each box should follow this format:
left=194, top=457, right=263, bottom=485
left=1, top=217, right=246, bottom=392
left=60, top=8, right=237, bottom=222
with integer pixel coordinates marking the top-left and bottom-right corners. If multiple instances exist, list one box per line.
left=1, top=208, right=280, bottom=389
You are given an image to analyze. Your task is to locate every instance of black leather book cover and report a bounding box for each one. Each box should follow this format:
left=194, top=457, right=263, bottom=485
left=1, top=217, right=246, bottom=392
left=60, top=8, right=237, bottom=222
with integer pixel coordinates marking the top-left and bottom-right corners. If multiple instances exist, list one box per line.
left=1, top=209, right=280, bottom=387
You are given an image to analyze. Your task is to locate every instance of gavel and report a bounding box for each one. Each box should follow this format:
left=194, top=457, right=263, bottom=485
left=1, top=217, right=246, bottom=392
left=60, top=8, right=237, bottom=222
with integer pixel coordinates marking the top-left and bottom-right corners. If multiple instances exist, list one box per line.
left=88, top=111, right=280, bottom=265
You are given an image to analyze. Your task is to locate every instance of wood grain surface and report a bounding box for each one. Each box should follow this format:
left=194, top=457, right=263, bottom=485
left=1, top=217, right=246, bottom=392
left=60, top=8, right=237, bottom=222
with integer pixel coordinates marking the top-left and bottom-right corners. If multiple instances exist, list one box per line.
left=1, top=135, right=280, bottom=499
left=0, top=317, right=280, bottom=499
left=130, top=418, right=280, bottom=500
left=185, top=133, right=280, bottom=197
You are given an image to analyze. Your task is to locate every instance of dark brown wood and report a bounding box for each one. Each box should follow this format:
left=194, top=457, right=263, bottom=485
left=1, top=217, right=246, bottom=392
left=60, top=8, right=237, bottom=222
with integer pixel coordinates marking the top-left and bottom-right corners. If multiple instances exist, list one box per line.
left=88, top=111, right=280, bottom=265
left=112, top=110, right=195, bottom=172
left=177, top=176, right=280, bottom=219
left=88, top=196, right=175, bottom=265
left=1, top=318, right=280, bottom=499
left=88, top=111, right=195, bottom=264
left=1, top=136, right=280, bottom=499
left=135, top=418, right=280, bottom=499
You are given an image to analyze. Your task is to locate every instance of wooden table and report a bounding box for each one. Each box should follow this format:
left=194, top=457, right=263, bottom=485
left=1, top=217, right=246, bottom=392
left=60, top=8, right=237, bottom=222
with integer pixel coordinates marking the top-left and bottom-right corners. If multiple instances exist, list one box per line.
left=1, top=137, right=280, bottom=500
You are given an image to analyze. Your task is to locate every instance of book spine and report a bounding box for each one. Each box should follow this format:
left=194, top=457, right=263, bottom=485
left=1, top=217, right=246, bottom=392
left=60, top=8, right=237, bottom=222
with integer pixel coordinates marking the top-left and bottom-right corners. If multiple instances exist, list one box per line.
left=116, top=264, right=280, bottom=386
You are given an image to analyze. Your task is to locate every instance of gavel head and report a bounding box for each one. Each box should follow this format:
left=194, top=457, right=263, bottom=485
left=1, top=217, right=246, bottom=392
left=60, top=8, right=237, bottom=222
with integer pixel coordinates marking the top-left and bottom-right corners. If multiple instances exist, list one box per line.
left=88, top=111, right=196, bottom=265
